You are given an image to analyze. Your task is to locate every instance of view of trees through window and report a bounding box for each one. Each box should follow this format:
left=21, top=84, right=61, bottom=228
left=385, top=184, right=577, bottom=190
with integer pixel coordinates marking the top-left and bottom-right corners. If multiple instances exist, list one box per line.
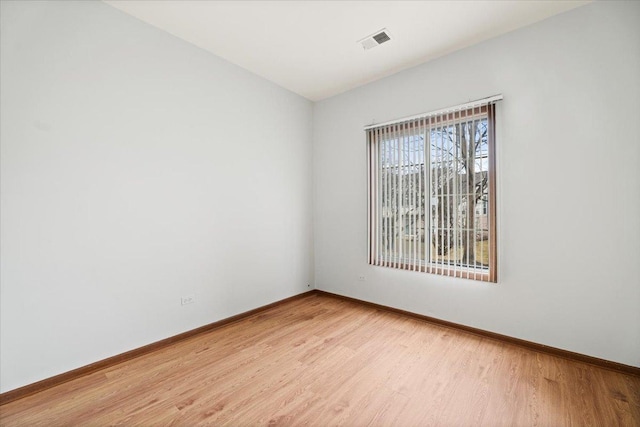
left=369, top=105, right=496, bottom=281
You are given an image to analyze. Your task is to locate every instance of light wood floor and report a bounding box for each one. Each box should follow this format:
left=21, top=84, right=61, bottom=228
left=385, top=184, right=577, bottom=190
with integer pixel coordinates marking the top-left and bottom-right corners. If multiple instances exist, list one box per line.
left=1, top=293, right=639, bottom=426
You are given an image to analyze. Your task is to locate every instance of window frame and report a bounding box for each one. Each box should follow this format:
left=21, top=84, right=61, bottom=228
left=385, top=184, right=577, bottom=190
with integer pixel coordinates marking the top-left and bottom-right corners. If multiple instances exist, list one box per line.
left=367, top=102, right=497, bottom=283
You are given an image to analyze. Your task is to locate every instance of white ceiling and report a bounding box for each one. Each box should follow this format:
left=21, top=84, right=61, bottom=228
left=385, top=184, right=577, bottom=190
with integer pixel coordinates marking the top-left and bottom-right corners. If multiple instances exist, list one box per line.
left=103, top=1, right=591, bottom=101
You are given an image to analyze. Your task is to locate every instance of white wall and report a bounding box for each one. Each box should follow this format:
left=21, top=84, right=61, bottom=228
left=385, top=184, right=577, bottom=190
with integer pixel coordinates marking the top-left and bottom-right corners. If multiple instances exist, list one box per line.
left=0, top=1, right=313, bottom=392
left=314, top=1, right=640, bottom=367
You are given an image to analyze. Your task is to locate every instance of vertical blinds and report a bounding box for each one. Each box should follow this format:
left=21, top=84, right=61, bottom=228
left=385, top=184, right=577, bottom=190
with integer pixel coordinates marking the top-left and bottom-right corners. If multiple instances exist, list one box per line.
left=366, top=96, right=500, bottom=282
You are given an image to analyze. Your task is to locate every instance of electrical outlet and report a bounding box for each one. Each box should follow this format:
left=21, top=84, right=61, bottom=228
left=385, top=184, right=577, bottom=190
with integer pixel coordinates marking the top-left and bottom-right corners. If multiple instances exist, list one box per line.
left=358, top=275, right=366, bottom=281
left=181, top=294, right=195, bottom=305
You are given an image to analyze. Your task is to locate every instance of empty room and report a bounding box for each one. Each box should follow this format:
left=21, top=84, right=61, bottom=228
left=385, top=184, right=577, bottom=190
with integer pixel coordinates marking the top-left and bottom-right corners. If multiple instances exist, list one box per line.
left=1, top=0, right=639, bottom=425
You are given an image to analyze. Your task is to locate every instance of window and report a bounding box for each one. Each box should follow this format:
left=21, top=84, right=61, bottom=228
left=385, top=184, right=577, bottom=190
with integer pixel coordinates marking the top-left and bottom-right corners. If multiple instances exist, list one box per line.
left=366, top=99, right=498, bottom=282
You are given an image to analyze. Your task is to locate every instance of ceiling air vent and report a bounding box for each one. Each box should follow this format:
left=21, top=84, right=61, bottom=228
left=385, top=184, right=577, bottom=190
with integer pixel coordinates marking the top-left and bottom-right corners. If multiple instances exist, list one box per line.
left=358, top=29, right=392, bottom=50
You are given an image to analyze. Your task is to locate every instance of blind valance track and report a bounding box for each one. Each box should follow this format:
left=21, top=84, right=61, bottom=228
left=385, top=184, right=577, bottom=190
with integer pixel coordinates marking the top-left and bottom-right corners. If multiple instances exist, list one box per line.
left=364, top=95, right=503, bottom=130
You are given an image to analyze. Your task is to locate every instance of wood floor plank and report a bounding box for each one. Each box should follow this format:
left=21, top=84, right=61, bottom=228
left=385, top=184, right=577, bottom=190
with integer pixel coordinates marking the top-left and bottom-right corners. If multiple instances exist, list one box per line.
left=1, top=293, right=638, bottom=426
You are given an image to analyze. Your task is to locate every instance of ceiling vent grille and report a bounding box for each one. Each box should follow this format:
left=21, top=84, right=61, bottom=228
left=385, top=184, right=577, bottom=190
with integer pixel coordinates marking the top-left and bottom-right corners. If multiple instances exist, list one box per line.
left=359, top=29, right=391, bottom=50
